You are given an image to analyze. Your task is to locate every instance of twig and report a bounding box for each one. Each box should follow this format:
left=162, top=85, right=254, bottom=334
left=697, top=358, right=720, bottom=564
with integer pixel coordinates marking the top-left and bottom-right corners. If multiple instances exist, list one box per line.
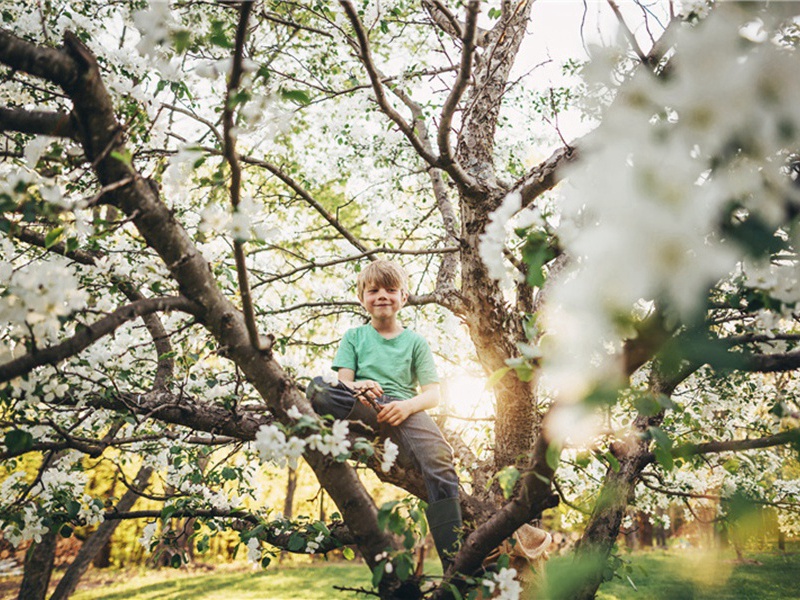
left=222, top=2, right=271, bottom=353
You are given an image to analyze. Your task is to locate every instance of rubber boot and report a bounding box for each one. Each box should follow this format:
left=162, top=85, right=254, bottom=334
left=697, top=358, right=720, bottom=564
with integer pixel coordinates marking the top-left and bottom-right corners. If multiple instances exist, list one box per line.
left=427, top=497, right=462, bottom=572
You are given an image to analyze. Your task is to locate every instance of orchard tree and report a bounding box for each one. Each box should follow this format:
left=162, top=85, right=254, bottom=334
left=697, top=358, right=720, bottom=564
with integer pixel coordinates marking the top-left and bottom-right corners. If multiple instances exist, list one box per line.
left=1, top=1, right=800, bottom=600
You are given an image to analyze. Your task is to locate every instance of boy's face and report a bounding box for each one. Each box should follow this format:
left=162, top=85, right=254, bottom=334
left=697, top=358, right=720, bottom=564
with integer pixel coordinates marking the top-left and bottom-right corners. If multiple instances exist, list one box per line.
left=360, top=281, right=408, bottom=319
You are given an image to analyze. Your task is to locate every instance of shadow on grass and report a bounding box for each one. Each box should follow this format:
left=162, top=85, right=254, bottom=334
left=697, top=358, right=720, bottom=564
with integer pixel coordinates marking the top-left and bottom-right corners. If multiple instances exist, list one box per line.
left=72, top=564, right=373, bottom=600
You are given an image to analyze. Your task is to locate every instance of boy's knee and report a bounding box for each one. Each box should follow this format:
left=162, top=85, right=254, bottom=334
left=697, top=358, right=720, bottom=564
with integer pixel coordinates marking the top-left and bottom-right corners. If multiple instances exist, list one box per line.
left=305, top=376, right=329, bottom=413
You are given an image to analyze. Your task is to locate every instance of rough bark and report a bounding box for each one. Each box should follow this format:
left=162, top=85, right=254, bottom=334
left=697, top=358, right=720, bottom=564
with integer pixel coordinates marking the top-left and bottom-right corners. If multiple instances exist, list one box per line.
left=453, top=1, right=539, bottom=468
left=572, top=367, right=682, bottom=600
left=17, top=530, right=57, bottom=600
left=50, top=466, right=153, bottom=600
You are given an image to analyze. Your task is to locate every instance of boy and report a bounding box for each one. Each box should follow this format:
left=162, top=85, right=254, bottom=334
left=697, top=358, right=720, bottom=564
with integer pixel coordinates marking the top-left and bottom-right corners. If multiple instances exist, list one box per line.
left=306, top=260, right=462, bottom=570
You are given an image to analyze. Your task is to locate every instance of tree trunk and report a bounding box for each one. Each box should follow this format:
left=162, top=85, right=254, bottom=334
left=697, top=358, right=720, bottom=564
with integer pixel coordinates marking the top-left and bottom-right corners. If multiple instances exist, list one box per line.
left=17, top=530, right=58, bottom=600
left=91, top=540, right=111, bottom=569
left=284, top=467, right=298, bottom=520
left=50, top=466, right=152, bottom=600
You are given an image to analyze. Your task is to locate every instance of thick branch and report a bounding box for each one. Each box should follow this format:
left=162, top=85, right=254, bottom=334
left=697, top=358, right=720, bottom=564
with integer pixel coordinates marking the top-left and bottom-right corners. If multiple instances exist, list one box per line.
left=104, top=509, right=356, bottom=552
left=741, top=349, right=800, bottom=373
left=0, top=107, right=78, bottom=139
left=667, top=429, right=800, bottom=462
left=0, top=296, right=197, bottom=383
left=517, top=145, right=578, bottom=208
left=0, top=29, right=77, bottom=89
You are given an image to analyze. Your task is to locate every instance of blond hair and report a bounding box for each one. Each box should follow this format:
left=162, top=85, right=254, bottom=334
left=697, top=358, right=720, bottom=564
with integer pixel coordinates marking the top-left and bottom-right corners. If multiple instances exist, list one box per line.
left=356, top=260, right=409, bottom=300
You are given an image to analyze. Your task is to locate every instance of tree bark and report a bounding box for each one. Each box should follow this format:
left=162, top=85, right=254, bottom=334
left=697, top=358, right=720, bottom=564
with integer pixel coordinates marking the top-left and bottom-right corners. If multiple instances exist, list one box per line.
left=17, top=530, right=58, bottom=600
left=50, top=466, right=152, bottom=600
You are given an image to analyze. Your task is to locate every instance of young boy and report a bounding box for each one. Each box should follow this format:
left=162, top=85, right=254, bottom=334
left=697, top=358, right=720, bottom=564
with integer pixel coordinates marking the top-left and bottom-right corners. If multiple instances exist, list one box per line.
left=306, top=260, right=462, bottom=570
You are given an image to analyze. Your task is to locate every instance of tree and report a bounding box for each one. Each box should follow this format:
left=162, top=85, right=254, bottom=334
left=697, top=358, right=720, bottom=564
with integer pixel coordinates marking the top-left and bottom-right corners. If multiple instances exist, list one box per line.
left=1, top=1, right=800, bottom=599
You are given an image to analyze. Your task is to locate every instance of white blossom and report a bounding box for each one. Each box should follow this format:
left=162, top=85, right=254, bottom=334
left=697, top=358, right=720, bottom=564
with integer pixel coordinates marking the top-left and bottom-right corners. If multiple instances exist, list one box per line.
left=380, top=438, right=399, bottom=473
left=321, top=370, right=339, bottom=386
left=246, top=537, right=262, bottom=563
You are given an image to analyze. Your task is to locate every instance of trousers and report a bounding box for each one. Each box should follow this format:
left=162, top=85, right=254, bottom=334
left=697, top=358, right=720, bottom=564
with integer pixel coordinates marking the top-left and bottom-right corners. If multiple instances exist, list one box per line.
left=306, top=376, right=459, bottom=503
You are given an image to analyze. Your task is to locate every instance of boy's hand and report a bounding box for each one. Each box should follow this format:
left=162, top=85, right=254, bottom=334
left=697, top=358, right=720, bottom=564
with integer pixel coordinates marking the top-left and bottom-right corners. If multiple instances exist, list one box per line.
left=377, top=401, right=413, bottom=426
left=352, top=380, right=383, bottom=406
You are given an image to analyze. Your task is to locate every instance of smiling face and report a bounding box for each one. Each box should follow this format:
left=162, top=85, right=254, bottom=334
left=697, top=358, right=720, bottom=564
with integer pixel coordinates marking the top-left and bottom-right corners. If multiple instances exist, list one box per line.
left=360, top=283, right=408, bottom=319
left=356, top=260, right=410, bottom=321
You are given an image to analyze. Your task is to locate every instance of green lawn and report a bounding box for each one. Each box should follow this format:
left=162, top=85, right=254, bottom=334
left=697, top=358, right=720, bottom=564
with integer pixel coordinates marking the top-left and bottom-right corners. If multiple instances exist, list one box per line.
left=69, top=563, right=373, bottom=600
left=596, top=550, right=800, bottom=600
left=57, top=550, right=799, bottom=600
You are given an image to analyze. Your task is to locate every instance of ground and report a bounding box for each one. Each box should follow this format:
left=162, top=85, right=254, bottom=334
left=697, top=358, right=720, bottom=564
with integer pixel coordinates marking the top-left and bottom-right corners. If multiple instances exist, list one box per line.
left=1, top=550, right=798, bottom=599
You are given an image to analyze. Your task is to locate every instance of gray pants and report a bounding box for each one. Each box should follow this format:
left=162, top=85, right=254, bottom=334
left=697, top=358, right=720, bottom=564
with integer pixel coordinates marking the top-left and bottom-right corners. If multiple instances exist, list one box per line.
left=306, top=377, right=459, bottom=503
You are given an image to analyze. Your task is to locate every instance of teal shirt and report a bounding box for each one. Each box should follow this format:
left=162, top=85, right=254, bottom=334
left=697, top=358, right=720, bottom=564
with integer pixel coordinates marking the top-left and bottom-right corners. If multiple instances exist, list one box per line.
left=332, top=325, right=439, bottom=400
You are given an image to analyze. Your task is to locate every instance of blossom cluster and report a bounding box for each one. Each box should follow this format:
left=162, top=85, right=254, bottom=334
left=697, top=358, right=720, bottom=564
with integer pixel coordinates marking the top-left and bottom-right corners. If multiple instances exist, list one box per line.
left=483, top=6, right=800, bottom=418
left=254, top=416, right=351, bottom=470
left=482, top=567, right=522, bottom=600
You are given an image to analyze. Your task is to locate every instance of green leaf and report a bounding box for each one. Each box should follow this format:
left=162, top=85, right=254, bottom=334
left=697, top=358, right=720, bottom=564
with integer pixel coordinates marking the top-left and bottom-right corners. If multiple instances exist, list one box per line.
left=160, top=505, right=178, bottom=522
left=396, top=553, right=413, bottom=581
left=288, top=532, right=305, bottom=552
left=653, top=445, right=674, bottom=471
left=66, top=500, right=81, bottom=519
left=280, top=89, right=311, bottom=106
left=342, top=547, right=355, bottom=560
left=209, top=20, right=232, bottom=48
left=60, top=524, right=73, bottom=538
left=170, top=554, right=183, bottom=568
left=44, top=226, right=64, bottom=248
left=486, top=366, right=511, bottom=388
left=632, top=394, right=661, bottom=417
left=546, top=442, right=562, bottom=471
left=444, top=583, right=464, bottom=600
left=604, top=451, right=620, bottom=473
left=261, top=555, right=272, bottom=568
left=372, top=561, right=385, bottom=587
left=497, top=466, right=521, bottom=499
left=4, top=429, right=33, bottom=454
left=110, top=149, right=133, bottom=167
left=647, top=427, right=674, bottom=470
left=221, top=467, right=237, bottom=480
left=171, top=29, right=192, bottom=53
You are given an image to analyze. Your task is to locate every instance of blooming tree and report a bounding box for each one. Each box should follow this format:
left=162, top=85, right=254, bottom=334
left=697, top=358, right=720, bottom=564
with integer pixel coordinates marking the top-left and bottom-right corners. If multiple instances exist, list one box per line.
left=1, top=1, right=800, bottom=600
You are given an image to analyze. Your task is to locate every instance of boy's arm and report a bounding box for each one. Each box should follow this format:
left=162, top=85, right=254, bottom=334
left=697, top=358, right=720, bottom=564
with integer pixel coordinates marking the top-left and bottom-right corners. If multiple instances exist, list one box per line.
left=337, top=368, right=384, bottom=402
left=377, top=383, right=440, bottom=427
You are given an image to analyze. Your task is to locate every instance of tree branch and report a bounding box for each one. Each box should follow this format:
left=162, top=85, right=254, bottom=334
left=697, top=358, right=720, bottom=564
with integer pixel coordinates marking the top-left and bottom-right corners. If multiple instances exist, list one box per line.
left=223, top=2, right=270, bottom=353
left=0, top=296, right=197, bottom=384
left=669, top=429, right=800, bottom=461
left=516, top=145, right=578, bottom=208
left=0, top=107, right=78, bottom=139
left=0, top=29, right=77, bottom=89
left=436, top=0, right=482, bottom=194
left=234, top=151, right=369, bottom=254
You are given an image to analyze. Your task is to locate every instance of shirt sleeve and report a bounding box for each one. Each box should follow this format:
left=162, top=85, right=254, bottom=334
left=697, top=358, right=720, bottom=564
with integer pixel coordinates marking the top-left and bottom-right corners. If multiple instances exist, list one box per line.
left=332, top=329, right=357, bottom=372
left=413, top=336, right=439, bottom=386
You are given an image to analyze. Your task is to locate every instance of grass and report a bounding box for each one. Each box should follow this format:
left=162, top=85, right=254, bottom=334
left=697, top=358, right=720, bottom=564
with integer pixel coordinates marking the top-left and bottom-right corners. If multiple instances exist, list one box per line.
left=1, top=549, right=792, bottom=600
left=68, top=563, right=373, bottom=600
left=596, top=550, right=800, bottom=600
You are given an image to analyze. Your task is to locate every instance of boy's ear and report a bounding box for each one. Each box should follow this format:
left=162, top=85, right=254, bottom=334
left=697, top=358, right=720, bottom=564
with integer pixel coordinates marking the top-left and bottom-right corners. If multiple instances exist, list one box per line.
left=400, top=290, right=409, bottom=305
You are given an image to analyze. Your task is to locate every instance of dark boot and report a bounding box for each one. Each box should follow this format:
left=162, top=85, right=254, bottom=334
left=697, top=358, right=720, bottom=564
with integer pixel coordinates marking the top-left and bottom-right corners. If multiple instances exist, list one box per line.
left=427, top=497, right=462, bottom=572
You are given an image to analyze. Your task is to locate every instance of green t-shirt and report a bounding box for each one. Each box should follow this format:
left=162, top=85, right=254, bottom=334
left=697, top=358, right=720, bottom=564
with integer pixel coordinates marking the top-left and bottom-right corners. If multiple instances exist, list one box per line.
left=332, top=324, right=439, bottom=400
